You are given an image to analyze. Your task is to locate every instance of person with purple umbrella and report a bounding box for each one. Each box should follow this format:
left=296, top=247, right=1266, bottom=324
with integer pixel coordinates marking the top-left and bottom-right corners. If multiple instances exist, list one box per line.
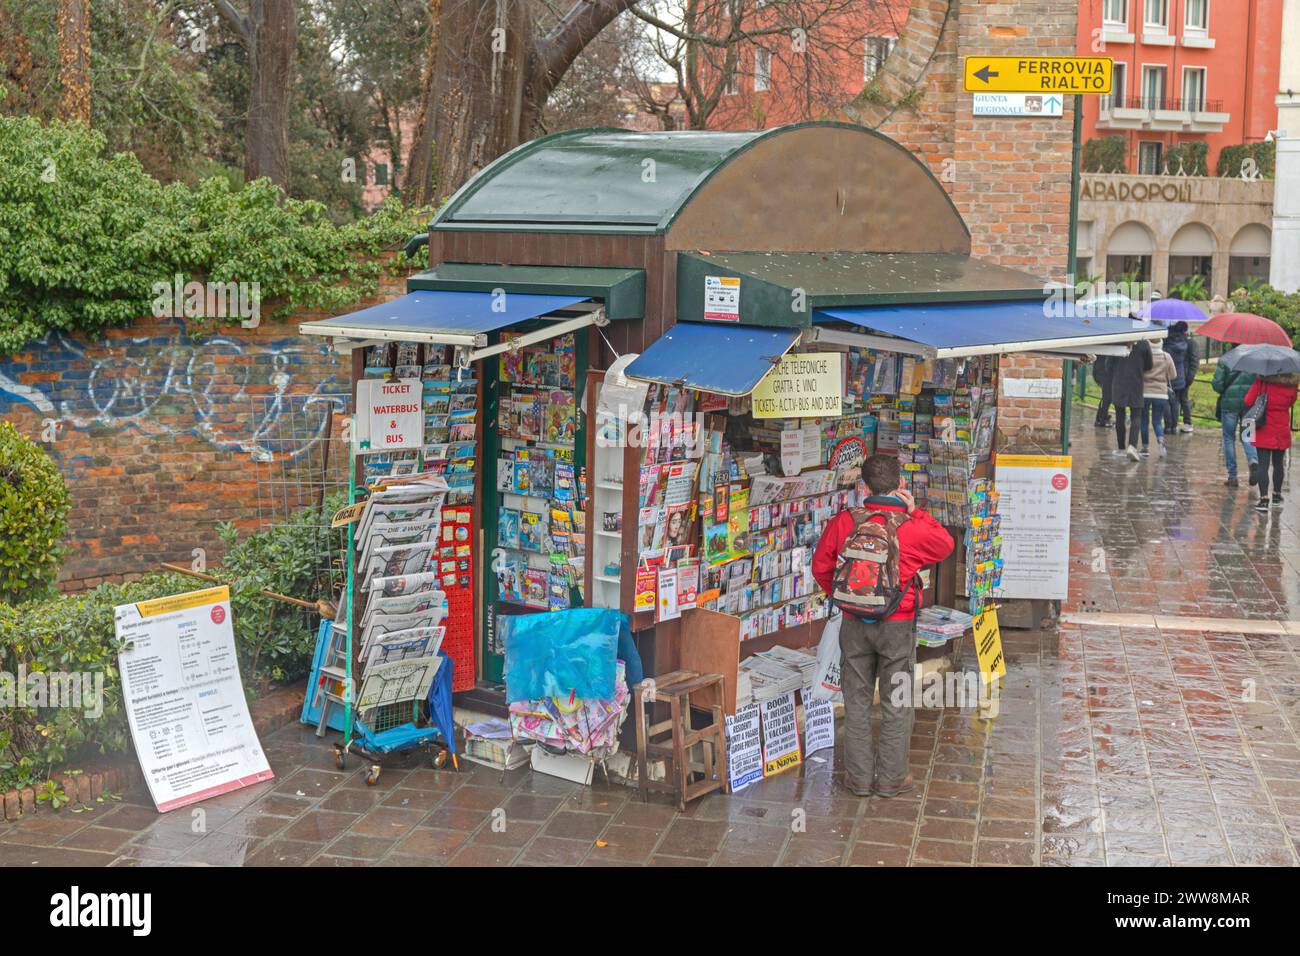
left=1162, top=320, right=1199, bottom=434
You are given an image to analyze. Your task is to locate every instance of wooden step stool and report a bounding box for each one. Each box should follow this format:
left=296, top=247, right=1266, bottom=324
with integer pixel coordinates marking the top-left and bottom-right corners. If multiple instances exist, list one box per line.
left=634, top=670, right=729, bottom=810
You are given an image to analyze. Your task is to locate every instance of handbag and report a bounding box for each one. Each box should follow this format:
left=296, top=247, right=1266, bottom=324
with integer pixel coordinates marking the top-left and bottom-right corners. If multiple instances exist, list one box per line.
left=1242, top=389, right=1267, bottom=428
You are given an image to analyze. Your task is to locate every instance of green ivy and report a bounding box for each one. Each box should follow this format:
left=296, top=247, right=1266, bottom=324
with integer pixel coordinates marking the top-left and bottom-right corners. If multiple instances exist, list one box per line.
left=1216, top=141, right=1275, bottom=179
left=1164, top=141, right=1208, bottom=177
left=0, top=116, right=430, bottom=354
left=1082, top=135, right=1126, bottom=173
left=0, top=422, right=71, bottom=605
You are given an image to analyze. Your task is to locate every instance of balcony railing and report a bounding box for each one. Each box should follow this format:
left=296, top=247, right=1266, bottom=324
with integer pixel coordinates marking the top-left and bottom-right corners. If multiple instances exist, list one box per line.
left=1100, top=95, right=1224, bottom=113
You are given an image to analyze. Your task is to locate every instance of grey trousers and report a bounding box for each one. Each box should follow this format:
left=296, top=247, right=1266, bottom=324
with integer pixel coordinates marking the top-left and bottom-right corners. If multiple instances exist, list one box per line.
left=839, top=614, right=915, bottom=791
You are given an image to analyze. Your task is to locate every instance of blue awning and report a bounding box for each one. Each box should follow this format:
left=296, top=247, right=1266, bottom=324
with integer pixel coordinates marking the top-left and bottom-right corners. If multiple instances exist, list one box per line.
left=814, top=300, right=1164, bottom=357
left=626, top=322, right=801, bottom=396
left=299, top=289, right=590, bottom=346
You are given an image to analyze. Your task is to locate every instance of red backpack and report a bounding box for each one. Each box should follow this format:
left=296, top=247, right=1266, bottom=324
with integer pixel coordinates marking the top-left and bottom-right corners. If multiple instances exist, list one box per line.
left=831, top=507, right=917, bottom=620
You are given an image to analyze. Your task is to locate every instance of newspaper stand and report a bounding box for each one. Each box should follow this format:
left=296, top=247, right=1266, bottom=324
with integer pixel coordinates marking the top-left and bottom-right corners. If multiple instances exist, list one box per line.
left=312, top=445, right=458, bottom=786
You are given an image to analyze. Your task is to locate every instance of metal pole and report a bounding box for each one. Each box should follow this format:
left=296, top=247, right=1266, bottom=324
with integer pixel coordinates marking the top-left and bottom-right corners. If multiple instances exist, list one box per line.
left=1061, top=93, right=1084, bottom=455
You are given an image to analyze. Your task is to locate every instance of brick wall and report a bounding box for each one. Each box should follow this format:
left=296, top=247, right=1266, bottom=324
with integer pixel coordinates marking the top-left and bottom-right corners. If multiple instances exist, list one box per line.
left=0, top=270, right=409, bottom=590
left=857, top=0, right=1079, bottom=446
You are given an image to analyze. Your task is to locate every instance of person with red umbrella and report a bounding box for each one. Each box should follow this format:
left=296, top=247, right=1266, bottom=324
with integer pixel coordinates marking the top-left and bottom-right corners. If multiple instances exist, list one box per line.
left=1199, top=312, right=1292, bottom=490
left=1219, top=344, right=1300, bottom=511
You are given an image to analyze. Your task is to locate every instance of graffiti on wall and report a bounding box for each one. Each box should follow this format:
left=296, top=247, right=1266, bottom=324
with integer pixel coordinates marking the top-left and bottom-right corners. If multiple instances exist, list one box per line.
left=0, top=323, right=348, bottom=462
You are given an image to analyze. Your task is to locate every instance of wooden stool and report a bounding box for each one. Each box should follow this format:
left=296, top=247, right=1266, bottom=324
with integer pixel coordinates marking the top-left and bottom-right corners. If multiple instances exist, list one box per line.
left=634, top=670, right=729, bottom=810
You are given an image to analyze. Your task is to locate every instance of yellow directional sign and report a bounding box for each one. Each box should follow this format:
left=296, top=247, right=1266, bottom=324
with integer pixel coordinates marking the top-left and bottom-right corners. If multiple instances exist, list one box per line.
left=963, top=56, right=1112, bottom=94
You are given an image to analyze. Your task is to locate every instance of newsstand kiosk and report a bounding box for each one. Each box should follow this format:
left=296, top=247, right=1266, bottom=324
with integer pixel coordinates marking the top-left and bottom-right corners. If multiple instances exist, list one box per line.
left=300, top=121, right=1164, bottom=721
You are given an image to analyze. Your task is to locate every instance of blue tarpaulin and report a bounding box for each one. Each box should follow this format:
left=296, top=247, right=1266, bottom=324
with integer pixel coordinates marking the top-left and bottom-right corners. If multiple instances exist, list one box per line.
left=815, top=300, right=1163, bottom=355
left=502, top=608, right=624, bottom=703
left=625, top=322, right=800, bottom=396
left=298, top=289, right=589, bottom=343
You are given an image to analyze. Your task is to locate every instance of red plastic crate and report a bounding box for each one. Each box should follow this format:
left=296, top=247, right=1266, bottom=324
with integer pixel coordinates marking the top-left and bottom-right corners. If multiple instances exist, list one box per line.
left=440, top=504, right=477, bottom=692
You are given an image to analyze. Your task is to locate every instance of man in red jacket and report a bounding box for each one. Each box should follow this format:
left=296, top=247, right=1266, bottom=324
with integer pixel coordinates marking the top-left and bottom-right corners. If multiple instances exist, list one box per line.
left=813, top=454, right=955, bottom=797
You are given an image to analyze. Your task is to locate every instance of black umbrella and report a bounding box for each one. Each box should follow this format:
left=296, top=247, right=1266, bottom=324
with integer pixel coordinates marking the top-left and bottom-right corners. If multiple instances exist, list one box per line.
left=1219, top=343, right=1300, bottom=377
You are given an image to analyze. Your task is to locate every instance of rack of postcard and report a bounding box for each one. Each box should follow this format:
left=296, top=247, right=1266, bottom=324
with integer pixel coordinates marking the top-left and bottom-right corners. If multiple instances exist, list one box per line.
left=624, top=346, right=1005, bottom=638
left=360, top=343, right=479, bottom=500
left=492, top=331, right=587, bottom=615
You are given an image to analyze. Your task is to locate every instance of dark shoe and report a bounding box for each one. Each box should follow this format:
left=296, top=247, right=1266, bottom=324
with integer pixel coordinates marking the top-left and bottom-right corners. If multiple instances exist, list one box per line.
left=874, top=774, right=915, bottom=798
left=1272, top=495, right=1283, bottom=508
left=845, top=780, right=873, bottom=798
left=1256, top=498, right=1269, bottom=512
left=1248, top=462, right=1259, bottom=485
left=1224, top=478, right=1238, bottom=487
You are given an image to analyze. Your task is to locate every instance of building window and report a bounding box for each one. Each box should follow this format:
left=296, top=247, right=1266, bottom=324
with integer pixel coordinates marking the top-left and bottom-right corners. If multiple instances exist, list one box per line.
left=1169, top=255, right=1212, bottom=292
left=724, top=70, right=739, bottom=96
left=373, top=163, right=389, bottom=187
left=754, top=47, right=770, bottom=92
left=1181, top=67, right=1206, bottom=111
left=1108, top=254, right=1152, bottom=283
left=1141, top=65, right=1166, bottom=109
left=1106, top=62, right=1127, bottom=109
left=863, top=36, right=895, bottom=82
left=1185, top=0, right=1208, bottom=31
left=1104, top=0, right=1127, bottom=25
left=1138, top=141, right=1163, bottom=174
left=1144, top=0, right=1167, bottom=28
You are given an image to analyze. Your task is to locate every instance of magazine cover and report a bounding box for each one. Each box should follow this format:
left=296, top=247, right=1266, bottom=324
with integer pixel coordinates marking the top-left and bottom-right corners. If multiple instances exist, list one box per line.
left=519, top=510, right=546, bottom=551
left=498, top=509, right=521, bottom=549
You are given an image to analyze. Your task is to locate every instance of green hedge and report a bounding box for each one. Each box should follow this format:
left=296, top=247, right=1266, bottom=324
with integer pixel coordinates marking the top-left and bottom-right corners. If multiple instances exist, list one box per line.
left=0, top=496, right=347, bottom=791
left=0, top=116, right=429, bottom=354
left=0, top=423, right=71, bottom=605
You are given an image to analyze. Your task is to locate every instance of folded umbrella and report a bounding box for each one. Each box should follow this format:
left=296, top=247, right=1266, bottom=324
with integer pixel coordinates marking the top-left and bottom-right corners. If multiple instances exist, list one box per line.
left=1195, top=312, right=1291, bottom=347
left=1219, top=343, right=1300, bottom=377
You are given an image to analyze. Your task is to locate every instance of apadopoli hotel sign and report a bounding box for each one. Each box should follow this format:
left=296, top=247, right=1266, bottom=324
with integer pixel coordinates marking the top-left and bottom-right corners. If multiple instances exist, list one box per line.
left=1080, top=179, right=1194, bottom=203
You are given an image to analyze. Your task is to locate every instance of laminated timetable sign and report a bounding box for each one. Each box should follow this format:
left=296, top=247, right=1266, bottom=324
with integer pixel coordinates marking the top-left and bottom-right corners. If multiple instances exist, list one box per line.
left=993, top=454, right=1073, bottom=600
left=751, top=353, right=842, bottom=420
left=115, top=586, right=273, bottom=812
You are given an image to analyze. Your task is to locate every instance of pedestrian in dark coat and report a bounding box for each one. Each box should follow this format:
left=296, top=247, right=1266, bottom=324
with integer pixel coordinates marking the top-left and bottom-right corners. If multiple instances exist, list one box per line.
left=1163, top=320, right=1199, bottom=432
left=1092, top=356, right=1114, bottom=427
left=1110, top=339, right=1154, bottom=459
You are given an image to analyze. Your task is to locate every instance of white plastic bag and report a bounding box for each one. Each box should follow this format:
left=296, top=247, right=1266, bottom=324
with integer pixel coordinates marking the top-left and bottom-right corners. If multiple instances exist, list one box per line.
left=811, top=610, right=843, bottom=702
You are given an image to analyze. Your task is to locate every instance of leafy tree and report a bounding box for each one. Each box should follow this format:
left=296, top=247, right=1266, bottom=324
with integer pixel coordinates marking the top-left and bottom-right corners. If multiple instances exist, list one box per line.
left=1082, top=135, right=1125, bottom=173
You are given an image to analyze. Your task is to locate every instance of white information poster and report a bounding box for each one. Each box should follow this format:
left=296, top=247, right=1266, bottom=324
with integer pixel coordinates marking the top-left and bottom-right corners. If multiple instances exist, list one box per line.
left=751, top=353, right=843, bottom=420
left=703, top=275, right=741, bottom=321
left=724, top=703, right=764, bottom=792
left=359, top=377, right=424, bottom=452
left=760, top=691, right=802, bottom=776
left=780, top=429, right=803, bottom=477
left=802, top=686, right=836, bottom=757
left=115, top=586, right=273, bottom=812
left=993, top=454, right=1073, bottom=600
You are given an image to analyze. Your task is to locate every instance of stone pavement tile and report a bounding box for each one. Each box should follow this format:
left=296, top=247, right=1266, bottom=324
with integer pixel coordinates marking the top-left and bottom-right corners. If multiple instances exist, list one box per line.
left=321, top=833, right=396, bottom=860
left=318, top=787, right=386, bottom=814
left=979, top=819, right=1035, bottom=841
left=393, top=827, right=467, bottom=859
left=861, top=797, right=923, bottom=823
left=443, top=785, right=515, bottom=812
left=3, top=814, right=88, bottom=846
left=1166, top=841, right=1234, bottom=865
left=447, top=843, right=523, bottom=867
left=777, top=837, right=847, bottom=867
left=96, top=803, right=167, bottom=831
left=914, top=839, right=974, bottom=865
left=248, top=793, right=317, bottom=817
left=178, top=832, right=263, bottom=866
left=380, top=854, right=441, bottom=867
left=273, top=768, right=347, bottom=797
left=1229, top=845, right=1298, bottom=866
left=857, top=817, right=917, bottom=845
left=246, top=839, right=321, bottom=867
left=1103, top=832, right=1167, bottom=856
left=562, top=786, right=628, bottom=814
left=519, top=836, right=592, bottom=866
left=283, top=810, right=361, bottom=843
left=588, top=824, right=661, bottom=863
left=1222, top=823, right=1290, bottom=846
left=349, top=806, right=427, bottom=840
left=501, top=792, right=565, bottom=821
left=919, top=817, right=976, bottom=843
left=58, top=825, right=136, bottom=853
left=648, top=854, right=707, bottom=866
left=976, top=840, right=1035, bottom=866
left=129, top=825, right=207, bottom=853
left=848, top=843, right=911, bottom=866
left=470, top=819, right=541, bottom=848
left=712, top=850, right=780, bottom=867
left=1041, top=833, right=1103, bottom=861
left=1105, top=853, right=1170, bottom=866
left=798, top=814, right=856, bottom=842
left=611, top=799, right=681, bottom=829
left=339, top=767, right=411, bottom=793
left=655, top=818, right=727, bottom=859
left=218, top=809, right=296, bottom=839
left=543, top=810, right=612, bottom=841
left=311, top=855, right=371, bottom=867
left=401, top=769, right=465, bottom=792
left=423, top=805, right=493, bottom=831
left=0, top=843, right=115, bottom=866
left=380, top=787, right=448, bottom=814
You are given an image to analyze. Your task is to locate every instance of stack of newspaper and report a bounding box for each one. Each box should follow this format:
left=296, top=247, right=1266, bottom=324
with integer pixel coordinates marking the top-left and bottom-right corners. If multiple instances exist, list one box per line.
left=736, top=646, right=817, bottom=707
left=914, top=605, right=975, bottom=648
left=349, top=477, right=451, bottom=710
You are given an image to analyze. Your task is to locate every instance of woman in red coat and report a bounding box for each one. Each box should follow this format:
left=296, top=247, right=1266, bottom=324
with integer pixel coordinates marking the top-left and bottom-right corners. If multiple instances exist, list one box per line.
left=1245, top=372, right=1299, bottom=511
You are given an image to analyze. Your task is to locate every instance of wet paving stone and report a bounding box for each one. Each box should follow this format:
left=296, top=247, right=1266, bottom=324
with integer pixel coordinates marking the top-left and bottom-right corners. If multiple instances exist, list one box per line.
left=1, top=420, right=1297, bottom=867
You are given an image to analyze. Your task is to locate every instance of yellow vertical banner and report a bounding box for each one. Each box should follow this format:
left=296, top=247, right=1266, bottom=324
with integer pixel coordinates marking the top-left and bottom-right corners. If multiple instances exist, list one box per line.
left=973, top=605, right=1006, bottom=686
